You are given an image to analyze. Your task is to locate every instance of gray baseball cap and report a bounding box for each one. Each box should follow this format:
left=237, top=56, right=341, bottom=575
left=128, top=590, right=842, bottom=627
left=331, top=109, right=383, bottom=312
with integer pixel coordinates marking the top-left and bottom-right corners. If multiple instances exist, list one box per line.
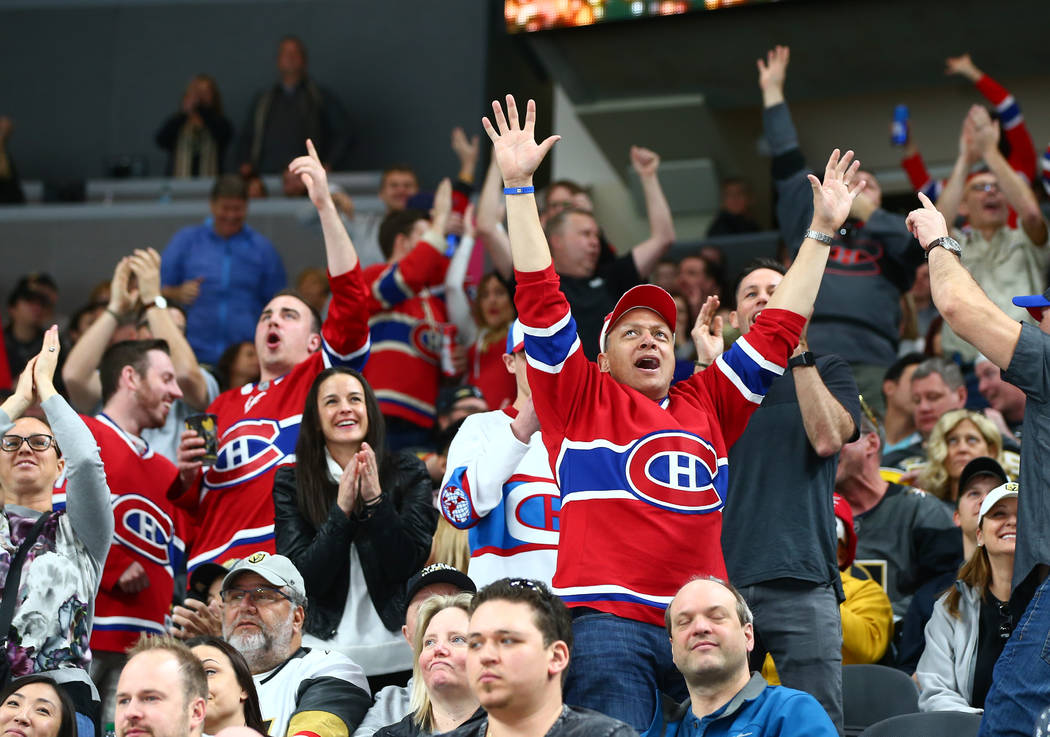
left=222, top=551, right=306, bottom=600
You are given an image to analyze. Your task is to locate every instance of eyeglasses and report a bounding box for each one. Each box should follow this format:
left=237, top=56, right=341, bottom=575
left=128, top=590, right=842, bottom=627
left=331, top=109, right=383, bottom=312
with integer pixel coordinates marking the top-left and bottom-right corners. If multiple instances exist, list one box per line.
left=968, top=182, right=1000, bottom=194
left=1, top=434, right=56, bottom=452
left=220, top=586, right=292, bottom=606
left=858, top=395, right=881, bottom=433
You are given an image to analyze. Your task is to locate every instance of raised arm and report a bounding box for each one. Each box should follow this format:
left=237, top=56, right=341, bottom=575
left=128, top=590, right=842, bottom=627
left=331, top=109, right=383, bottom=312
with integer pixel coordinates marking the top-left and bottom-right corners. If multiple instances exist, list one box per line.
left=481, top=95, right=561, bottom=274
left=288, top=139, right=358, bottom=276
left=907, top=193, right=1021, bottom=369
left=758, top=45, right=789, bottom=108
left=765, top=149, right=866, bottom=316
left=61, top=257, right=138, bottom=412
left=451, top=126, right=480, bottom=185
left=475, top=157, right=513, bottom=279
left=936, top=107, right=983, bottom=226
left=130, top=248, right=212, bottom=410
left=34, top=329, right=113, bottom=565
left=629, top=146, right=675, bottom=278
left=970, top=108, right=1048, bottom=245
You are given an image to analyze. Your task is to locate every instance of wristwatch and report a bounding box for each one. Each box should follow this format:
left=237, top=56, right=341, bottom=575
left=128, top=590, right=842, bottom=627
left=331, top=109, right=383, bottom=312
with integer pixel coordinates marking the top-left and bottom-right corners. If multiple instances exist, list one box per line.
left=148, top=295, right=168, bottom=311
left=926, top=236, right=962, bottom=259
left=787, top=351, right=815, bottom=370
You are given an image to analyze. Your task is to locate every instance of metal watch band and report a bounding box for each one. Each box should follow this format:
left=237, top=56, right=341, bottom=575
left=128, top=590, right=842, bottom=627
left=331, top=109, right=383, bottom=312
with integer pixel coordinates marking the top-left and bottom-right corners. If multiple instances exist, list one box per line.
left=803, top=229, right=835, bottom=245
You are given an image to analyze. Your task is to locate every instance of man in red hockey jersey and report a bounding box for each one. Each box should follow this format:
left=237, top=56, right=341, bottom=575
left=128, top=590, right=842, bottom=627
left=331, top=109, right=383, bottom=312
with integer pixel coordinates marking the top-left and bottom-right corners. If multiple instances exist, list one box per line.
left=174, top=139, right=370, bottom=573
left=85, top=338, right=185, bottom=723
left=481, top=94, right=867, bottom=730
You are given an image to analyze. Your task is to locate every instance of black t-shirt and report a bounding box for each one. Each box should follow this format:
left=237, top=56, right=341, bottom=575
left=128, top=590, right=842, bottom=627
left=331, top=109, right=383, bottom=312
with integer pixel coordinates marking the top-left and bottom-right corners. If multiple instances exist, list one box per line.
left=971, top=591, right=1013, bottom=709
left=722, top=354, right=862, bottom=595
left=556, top=252, right=641, bottom=361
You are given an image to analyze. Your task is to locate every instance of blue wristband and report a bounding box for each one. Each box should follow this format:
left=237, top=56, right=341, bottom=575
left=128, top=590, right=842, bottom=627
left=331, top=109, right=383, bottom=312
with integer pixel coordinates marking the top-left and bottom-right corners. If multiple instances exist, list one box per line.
left=504, top=186, right=535, bottom=195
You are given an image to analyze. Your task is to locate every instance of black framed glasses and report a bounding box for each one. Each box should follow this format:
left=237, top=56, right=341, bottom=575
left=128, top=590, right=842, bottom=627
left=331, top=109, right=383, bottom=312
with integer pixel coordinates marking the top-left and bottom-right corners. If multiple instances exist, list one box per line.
left=220, top=586, right=292, bottom=606
left=1, top=434, right=56, bottom=452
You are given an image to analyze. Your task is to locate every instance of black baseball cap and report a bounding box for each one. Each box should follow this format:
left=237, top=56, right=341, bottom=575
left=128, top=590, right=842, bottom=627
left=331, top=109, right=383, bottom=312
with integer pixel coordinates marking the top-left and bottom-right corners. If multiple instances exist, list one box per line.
left=957, top=457, right=1008, bottom=503
left=404, top=563, right=476, bottom=615
left=436, top=385, right=485, bottom=416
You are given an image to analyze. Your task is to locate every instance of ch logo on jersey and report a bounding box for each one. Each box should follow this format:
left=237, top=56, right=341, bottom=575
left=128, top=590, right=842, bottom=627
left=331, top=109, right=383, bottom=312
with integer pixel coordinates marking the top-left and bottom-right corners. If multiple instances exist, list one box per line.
left=409, top=323, right=441, bottom=364
left=204, top=418, right=294, bottom=489
left=506, top=477, right=559, bottom=545
left=440, top=483, right=474, bottom=525
left=624, top=431, right=723, bottom=513
left=112, top=494, right=174, bottom=565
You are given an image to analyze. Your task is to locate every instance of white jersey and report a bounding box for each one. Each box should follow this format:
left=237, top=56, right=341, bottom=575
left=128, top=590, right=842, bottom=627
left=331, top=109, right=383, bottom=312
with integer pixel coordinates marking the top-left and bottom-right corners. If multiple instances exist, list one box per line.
left=438, top=407, right=559, bottom=587
left=254, top=647, right=370, bottom=737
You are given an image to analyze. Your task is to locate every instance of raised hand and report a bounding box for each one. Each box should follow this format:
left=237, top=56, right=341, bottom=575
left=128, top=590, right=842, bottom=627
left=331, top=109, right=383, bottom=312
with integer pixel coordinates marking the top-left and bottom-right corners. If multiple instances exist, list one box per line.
left=108, top=257, right=139, bottom=317
left=757, top=45, right=790, bottom=92
left=959, top=111, right=982, bottom=165
left=129, top=247, right=163, bottom=304
left=355, top=443, right=382, bottom=503
left=288, top=139, right=333, bottom=211
left=807, top=149, right=865, bottom=233
left=967, top=105, right=999, bottom=158
left=482, top=95, right=561, bottom=188
left=431, top=177, right=453, bottom=235
left=691, top=295, right=724, bottom=366
left=630, top=146, right=660, bottom=178
left=33, top=326, right=61, bottom=401
left=945, top=53, right=981, bottom=82
left=451, top=127, right=480, bottom=167
left=906, top=192, right=950, bottom=250
left=336, top=454, right=360, bottom=515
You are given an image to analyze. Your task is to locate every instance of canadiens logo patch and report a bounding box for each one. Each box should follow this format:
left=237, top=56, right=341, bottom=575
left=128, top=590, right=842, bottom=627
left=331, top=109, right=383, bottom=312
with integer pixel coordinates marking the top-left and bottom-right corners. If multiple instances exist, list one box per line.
left=439, top=484, right=473, bottom=525
left=624, top=431, right=723, bottom=513
left=409, top=323, right=441, bottom=364
left=112, top=494, right=174, bottom=565
left=204, top=418, right=297, bottom=489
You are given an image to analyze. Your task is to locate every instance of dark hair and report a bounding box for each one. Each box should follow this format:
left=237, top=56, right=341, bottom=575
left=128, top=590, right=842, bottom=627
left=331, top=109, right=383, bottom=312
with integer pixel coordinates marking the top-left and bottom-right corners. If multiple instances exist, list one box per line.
left=378, top=209, right=429, bottom=260
left=381, top=164, right=418, bottom=186
left=471, top=578, right=573, bottom=672
left=99, top=339, right=170, bottom=404
left=0, top=675, right=76, bottom=737
left=295, top=367, right=390, bottom=528
left=543, top=179, right=586, bottom=211
left=185, top=636, right=266, bottom=734
left=883, top=352, right=925, bottom=385
left=268, top=289, right=322, bottom=334
left=214, top=341, right=258, bottom=392
left=137, top=301, right=187, bottom=331
left=210, top=174, right=248, bottom=201
left=470, top=272, right=514, bottom=340
left=729, top=257, right=786, bottom=309
left=543, top=206, right=596, bottom=241
left=278, top=35, right=308, bottom=63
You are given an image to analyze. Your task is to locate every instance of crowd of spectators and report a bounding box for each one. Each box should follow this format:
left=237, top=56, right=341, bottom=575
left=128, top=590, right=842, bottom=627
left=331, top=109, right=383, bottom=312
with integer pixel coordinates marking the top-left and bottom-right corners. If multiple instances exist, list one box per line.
left=3, top=37, right=1050, bottom=737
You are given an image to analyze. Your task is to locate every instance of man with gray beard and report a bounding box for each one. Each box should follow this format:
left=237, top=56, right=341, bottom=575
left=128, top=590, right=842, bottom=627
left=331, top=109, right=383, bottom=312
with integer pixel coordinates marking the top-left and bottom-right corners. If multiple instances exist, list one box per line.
left=220, top=552, right=371, bottom=737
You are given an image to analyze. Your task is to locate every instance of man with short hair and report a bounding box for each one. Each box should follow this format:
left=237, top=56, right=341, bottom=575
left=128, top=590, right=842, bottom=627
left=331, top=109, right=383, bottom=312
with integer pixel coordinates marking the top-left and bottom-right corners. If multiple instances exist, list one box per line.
left=4, top=278, right=51, bottom=379
left=439, top=321, right=559, bottom=586
left=713, top=255, right=861, bottom=732
left=906, top=194, right=1050, bottom=736
left=221, top=552, right=370, bottom=737
left=434, top=384, right=488, bottom=433
left=161, top=174, right=287, bottom=364
left=483, top=94, right=861, bottom=729
left=647, top=578, right=837, bottom=737
left=934, top=104, right=1048, bottom=364
left=879, top=352, right=924, bottom=458
left=834, top=413, right=959, bottom=617
left=447, top=578, right=634, bottom=737
left=237, top=36, right=352, bottom=174
left=340, top=165, right=420, bottom=268
left=115, top=636, right=208, bottom=737
left=706, top=177, right=761, bottom=237
left=353, top=564, right=477, bottom=737
left=882, top=357, right=968, bottom=469
left=87, top=338, right=186, bottom=723
left=174, top=143, right=369, bottom=571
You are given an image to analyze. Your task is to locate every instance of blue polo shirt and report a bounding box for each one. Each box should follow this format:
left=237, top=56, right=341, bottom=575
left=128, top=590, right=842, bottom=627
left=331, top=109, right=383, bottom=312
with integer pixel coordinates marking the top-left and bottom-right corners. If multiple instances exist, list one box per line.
left=161, top=219, right=286, bottom=364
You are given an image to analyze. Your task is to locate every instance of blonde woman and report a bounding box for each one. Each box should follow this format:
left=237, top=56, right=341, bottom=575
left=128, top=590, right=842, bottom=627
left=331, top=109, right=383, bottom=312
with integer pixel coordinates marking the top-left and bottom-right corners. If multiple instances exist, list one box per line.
left=916, top=410, right=1002, bottom=504
left=375, top=593, right=482, bottom=737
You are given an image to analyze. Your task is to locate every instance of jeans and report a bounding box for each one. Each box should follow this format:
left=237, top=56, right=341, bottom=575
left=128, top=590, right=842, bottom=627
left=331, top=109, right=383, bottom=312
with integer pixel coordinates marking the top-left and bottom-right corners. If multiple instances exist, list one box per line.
left=564, top=612, right=687, bottom=732
left=978, top=575, right=1050, bottom=737
left=739, top=580, right=844, bottom=736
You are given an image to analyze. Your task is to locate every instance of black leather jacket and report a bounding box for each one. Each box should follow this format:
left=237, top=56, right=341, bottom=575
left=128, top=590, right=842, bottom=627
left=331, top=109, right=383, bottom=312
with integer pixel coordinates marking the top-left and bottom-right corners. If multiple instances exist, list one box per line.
left=272, top=452, right=437, bottom=638
left=445, top=706, right=635, bottom=737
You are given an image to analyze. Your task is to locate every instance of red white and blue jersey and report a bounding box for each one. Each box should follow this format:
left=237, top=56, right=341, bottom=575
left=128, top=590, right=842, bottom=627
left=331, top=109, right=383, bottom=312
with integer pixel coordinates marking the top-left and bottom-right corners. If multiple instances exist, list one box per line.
left=85, top=413, right=181, bottom=653
left=362, top=242, right=450, bottom=428
left=515, top=266, right=805, bottom=626
left=438, top=407, right=559, bottom=587
left=174, top=267, right=370, bottom=572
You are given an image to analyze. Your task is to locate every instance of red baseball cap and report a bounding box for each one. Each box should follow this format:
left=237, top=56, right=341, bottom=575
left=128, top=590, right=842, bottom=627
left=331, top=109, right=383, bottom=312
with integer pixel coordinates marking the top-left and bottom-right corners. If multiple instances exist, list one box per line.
left=598, top=284, right=678, bottom=353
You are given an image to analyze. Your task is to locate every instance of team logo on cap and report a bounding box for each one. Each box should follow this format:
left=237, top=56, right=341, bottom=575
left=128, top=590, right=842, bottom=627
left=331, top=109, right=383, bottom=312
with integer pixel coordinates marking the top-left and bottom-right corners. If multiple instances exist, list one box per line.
left=624, top=431, right=722, bottom=513
left=247, top=552, right=267, bottom=564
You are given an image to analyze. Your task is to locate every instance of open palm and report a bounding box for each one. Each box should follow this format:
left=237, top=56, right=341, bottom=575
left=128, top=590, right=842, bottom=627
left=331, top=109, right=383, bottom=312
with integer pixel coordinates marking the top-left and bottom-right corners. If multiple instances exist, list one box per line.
left=482, top=95, right=560, bottom=187
left=807, top=149, right=864, bottom=232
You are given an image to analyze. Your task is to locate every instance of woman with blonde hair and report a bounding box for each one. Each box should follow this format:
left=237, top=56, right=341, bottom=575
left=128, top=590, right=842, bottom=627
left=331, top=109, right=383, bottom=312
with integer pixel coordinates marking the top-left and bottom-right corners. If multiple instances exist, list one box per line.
left=916, top=409, right=1002, bottom=504
left=375, top=594, right=482, bottom=737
